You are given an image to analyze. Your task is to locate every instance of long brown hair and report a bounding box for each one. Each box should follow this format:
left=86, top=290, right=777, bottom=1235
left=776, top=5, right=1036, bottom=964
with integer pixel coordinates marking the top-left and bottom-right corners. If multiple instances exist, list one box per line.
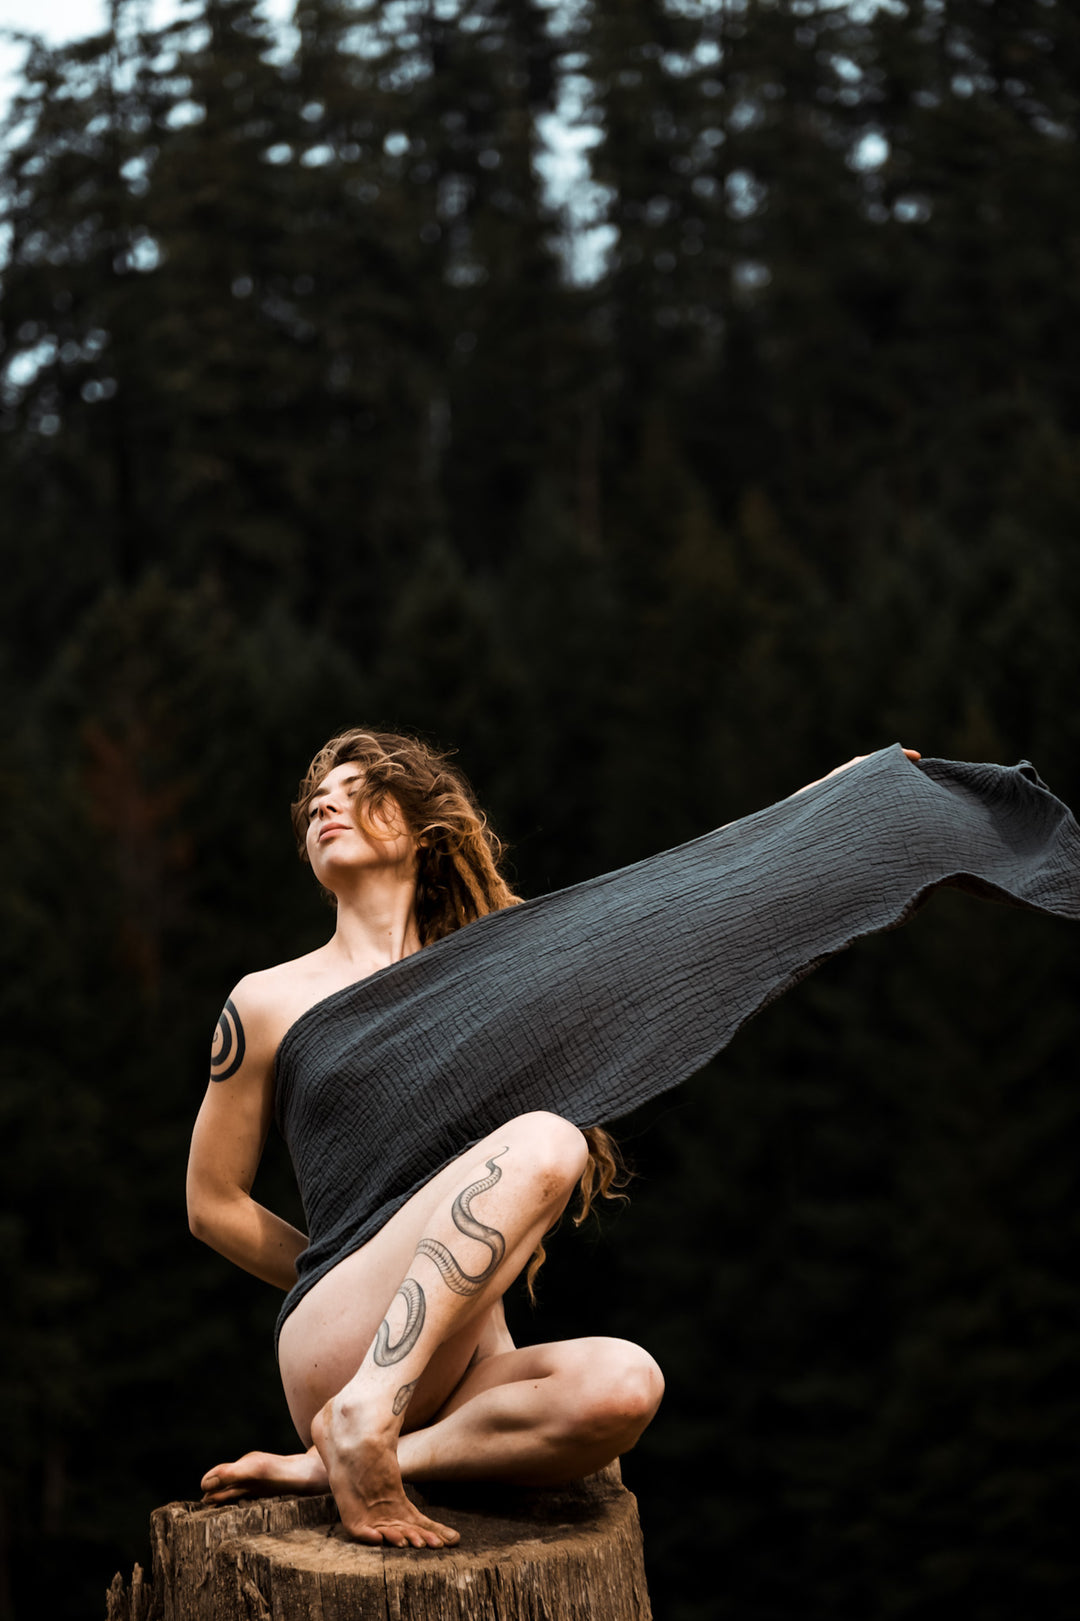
left=293, top=728, right=628, bottom=1291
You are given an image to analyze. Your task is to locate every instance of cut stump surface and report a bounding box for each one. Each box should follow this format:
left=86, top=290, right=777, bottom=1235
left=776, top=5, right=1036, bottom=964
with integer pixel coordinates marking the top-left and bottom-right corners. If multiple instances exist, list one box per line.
left=107, top=1463, right=651, bottom=1621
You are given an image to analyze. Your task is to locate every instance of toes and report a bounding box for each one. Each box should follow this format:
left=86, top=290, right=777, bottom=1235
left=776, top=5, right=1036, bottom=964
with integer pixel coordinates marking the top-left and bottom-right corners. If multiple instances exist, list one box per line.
left=350, top=1525, right=388, bottom=1547
left=344, top=1517, right=457, bottom=1549
left=394, top=1523, right=451, bottom=1550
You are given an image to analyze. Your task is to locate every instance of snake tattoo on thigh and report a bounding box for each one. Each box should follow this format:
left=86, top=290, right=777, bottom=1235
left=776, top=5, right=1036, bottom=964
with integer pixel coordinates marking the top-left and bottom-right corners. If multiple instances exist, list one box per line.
left=371, top=1150, right=509, bottom=1368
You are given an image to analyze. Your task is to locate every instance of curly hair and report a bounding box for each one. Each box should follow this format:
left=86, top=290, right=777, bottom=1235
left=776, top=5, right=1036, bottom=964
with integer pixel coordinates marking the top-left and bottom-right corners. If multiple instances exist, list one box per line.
left=292, top=727, right=518, bottom=942
left=293, top=728, right=628, bottom=1294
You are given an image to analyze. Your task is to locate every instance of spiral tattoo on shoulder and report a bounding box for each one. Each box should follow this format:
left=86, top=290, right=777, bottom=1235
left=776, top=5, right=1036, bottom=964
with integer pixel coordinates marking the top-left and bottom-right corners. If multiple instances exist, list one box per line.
left=211, top=997, right=246, bottom=1082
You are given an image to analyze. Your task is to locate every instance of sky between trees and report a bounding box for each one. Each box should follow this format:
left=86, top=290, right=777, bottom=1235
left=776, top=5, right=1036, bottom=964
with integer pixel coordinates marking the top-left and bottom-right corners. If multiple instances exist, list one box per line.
left=2, top=1, right=1079, bottom=1617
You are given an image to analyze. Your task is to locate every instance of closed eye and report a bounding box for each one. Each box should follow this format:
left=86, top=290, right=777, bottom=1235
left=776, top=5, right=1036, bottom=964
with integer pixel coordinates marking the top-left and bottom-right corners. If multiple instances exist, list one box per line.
left=307, top=775, right=362, bottom=819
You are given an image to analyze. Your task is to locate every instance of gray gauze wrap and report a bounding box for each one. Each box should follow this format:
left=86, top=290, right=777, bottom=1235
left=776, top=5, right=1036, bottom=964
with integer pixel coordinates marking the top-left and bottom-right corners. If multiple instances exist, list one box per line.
left=274, top=746, right=1080, bottom=1343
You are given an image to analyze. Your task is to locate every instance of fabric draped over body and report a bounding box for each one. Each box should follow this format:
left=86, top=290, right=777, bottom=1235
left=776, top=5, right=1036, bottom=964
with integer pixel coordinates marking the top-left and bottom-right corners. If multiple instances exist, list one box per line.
left=274, top=746, right=1080, bottom=1346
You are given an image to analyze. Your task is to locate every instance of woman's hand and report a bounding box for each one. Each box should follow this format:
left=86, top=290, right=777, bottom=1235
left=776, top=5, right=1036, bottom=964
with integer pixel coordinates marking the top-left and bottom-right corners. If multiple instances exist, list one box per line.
left=826, top=747, right=921, bottom=778
left=794, top=748, right=921, bottom=797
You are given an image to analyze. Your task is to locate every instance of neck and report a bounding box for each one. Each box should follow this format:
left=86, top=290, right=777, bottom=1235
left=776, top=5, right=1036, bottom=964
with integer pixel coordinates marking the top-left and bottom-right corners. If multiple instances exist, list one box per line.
left=325, top=864, right=422, bottom=972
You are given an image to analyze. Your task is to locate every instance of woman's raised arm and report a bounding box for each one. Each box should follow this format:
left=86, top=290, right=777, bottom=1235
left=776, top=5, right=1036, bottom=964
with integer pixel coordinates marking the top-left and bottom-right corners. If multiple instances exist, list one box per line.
left=793, top=747, right=922, bottom=796
left=186, top=978, right=307, bottom=1290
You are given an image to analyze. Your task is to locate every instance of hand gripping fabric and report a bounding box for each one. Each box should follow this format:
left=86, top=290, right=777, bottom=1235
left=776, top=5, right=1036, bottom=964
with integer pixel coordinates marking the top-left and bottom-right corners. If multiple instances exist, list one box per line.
left=273, top=747, right=1080, bottom=1345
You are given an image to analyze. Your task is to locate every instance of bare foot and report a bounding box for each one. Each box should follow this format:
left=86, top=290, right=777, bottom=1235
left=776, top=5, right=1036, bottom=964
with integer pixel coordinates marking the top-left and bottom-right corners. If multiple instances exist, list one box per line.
left=201, top=1448, right=328, bottom=1504
left=311, top=1396, right=460, bottom=1549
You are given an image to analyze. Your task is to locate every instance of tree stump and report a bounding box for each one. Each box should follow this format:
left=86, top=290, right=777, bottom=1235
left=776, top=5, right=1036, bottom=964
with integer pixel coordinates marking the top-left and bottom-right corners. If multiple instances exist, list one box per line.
left=106, top=1462, right=651, bottom=1621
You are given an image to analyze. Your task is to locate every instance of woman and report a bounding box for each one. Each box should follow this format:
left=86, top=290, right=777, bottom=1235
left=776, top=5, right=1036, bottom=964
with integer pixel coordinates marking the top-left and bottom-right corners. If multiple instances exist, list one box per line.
left=189, top=728, right=1080, bottom=1549
left=188, top=729, right=666, bottom=1550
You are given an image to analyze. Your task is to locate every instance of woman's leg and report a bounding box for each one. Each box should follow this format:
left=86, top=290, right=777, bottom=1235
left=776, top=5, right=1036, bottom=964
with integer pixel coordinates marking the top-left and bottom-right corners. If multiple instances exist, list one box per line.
left=304, top=1112, right=590, bottom=1545
left=202, top=1113, right=664, bottom=1524
left=247, top=1110, right=616, bottom=1547
left=202, top=1332, right=664, bottom=1499
left=400, top=1334, right=664, bottom=1485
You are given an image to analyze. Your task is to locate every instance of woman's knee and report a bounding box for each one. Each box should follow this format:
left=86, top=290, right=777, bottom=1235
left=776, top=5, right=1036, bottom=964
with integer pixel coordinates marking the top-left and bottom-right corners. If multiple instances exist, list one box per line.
left=558, top=1339, right=664, bottom=1445
left=598, top=1340, right=665, bottom=1431
left=497, top=1112, right=589, bottom=1196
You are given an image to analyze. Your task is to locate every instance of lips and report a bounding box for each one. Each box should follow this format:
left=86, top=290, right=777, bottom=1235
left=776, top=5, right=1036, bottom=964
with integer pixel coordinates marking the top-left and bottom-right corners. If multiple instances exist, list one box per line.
left=317, top=821, right=350, bottom=842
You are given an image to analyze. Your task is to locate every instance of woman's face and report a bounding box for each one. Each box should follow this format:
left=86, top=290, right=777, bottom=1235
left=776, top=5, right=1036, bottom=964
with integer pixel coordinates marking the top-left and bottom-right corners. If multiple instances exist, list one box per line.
left=304, top=763, right=416, bottom=888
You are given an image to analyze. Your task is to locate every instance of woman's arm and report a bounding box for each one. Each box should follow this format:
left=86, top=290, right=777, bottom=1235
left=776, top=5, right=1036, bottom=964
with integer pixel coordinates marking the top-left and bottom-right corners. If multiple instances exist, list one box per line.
left=186, top=978, right=307, bottom=1290
left=793, top=747, right=921, bottom=796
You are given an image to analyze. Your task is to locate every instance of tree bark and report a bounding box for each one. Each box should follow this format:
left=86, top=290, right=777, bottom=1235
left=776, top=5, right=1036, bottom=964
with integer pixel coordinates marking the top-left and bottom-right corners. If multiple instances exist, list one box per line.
left=106, top=1462, right=651, bottom=1621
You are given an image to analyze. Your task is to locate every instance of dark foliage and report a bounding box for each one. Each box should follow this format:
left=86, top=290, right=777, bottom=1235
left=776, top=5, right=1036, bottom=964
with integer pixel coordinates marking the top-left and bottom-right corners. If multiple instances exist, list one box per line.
left=1, top=1, right=1078, bottom=1616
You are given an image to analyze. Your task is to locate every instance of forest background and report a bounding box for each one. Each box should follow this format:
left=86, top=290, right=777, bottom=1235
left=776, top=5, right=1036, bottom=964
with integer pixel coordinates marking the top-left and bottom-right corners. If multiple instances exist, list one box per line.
left=2, top=0, right=1079, bottom=1617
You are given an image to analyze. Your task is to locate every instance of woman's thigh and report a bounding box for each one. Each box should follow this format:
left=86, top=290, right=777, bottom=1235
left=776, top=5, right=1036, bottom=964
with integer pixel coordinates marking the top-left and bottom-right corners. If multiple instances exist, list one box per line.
left=432, top=1335, right=663, bottom=1429
left=277, top=1112, right=583, bottom=1442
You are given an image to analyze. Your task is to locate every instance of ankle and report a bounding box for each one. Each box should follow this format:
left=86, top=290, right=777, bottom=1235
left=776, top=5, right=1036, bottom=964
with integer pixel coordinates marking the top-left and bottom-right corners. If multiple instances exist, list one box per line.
left=331, top=1388, right=402, bottom=1442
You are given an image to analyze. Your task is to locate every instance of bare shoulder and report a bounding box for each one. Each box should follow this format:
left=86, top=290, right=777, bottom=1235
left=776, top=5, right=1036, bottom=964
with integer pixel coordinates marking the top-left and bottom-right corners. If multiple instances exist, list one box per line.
left=210, top=951, right=332, bottom=1083
left=210, top=967, right=290, bottom=1082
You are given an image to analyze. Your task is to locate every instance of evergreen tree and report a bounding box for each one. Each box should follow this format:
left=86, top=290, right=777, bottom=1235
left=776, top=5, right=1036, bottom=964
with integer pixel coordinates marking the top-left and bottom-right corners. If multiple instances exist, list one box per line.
left=2, top=1, right=1080, bottom=1615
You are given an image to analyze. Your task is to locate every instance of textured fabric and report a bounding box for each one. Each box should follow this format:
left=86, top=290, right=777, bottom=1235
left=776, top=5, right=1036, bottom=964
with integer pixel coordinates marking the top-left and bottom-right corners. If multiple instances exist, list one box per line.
left=274, top=747, right=1080, bottom=1344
